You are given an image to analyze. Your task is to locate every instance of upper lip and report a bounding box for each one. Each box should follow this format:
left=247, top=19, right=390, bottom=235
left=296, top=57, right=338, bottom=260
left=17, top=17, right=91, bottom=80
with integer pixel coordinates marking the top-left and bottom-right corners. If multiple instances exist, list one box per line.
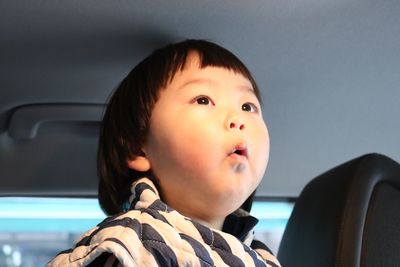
left=229, top=143, right=248, bottom=158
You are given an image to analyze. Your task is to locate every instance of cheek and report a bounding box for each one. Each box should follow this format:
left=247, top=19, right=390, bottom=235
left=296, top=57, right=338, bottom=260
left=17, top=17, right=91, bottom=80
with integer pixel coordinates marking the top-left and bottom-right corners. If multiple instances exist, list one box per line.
left=262, top=127, right=271, bottom=159
left=146, top=119, right=217, bottom=172
left=172, top=127, right=219, bottom=166
left=253, top=124, right=270, bottom=172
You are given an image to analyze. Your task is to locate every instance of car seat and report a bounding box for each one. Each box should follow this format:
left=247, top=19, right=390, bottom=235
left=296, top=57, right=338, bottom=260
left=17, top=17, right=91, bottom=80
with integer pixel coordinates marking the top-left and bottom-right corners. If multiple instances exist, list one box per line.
left=277, top=153, right=400, bottom=267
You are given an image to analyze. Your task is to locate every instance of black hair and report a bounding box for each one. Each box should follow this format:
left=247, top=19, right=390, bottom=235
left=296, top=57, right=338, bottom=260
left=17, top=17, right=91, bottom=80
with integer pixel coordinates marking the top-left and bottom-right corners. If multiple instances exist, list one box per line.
left=98, top=39, right=261, bottom=215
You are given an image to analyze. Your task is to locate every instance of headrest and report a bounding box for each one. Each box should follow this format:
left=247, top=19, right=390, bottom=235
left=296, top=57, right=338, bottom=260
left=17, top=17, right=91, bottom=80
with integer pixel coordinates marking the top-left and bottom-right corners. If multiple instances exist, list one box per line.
left=278, top=153, right=400, bottom=267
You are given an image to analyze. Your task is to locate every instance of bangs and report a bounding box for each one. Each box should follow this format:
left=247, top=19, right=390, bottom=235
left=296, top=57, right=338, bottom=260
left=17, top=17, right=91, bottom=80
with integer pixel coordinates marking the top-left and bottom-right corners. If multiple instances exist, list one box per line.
left=146, top=40, right=261, bottom=102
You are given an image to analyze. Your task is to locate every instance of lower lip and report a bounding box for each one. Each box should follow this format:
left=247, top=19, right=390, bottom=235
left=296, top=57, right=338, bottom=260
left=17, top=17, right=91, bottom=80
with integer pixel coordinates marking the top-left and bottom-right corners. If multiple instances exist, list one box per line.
left=228, top=153, right=247, bottom=161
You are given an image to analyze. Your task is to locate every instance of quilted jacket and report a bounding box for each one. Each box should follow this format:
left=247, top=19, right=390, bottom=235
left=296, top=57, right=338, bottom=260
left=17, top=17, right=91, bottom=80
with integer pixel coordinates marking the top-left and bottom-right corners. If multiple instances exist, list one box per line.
left=47, top=178, right=281, bottom=267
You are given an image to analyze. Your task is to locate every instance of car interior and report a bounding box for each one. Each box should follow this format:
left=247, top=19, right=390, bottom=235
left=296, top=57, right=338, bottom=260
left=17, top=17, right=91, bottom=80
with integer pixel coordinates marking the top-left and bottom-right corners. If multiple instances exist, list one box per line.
left=1, top=1, right=399, bottom=266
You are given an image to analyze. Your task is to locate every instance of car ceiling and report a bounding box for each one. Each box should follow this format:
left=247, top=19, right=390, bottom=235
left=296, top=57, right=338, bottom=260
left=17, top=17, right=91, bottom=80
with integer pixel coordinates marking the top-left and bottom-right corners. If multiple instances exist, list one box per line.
left=1, top=1, right=399, bottom=198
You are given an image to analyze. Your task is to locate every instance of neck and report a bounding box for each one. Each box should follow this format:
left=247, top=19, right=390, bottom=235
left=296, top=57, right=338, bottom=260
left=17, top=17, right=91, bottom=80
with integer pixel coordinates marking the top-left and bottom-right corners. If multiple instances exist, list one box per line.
left=192, top=216, right=225, bottom=231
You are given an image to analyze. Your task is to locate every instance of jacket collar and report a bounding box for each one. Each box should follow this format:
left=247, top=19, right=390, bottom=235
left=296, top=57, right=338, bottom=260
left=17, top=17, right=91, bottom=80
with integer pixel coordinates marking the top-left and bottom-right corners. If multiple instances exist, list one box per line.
left=127, top=177, right=259, bottom=243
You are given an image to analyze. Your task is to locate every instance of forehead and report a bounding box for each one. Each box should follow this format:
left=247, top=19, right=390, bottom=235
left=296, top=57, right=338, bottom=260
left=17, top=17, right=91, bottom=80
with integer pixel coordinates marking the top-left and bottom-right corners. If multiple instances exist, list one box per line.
left=167, top=53, right=255, bottom=92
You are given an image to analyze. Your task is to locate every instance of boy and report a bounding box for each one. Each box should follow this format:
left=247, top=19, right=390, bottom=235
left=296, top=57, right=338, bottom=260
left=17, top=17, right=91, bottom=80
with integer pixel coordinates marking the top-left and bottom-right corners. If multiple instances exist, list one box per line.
left=48, top=40, right=281, bottom=267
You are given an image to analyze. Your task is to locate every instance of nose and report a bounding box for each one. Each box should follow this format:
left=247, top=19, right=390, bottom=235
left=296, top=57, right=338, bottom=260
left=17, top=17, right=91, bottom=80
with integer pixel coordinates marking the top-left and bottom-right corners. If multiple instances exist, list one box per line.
left=227, top=116, right=245, bottom=131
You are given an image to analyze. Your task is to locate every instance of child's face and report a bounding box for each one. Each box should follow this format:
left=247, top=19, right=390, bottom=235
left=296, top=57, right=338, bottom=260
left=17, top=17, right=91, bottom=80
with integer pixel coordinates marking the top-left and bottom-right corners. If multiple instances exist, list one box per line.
left=130, top=54, right=270, bottom=222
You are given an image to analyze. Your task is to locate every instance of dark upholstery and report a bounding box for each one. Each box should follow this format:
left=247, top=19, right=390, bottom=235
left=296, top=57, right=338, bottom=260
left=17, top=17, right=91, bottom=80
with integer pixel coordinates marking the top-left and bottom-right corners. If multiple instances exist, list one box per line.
left=277, top=153, right=400, bottom=267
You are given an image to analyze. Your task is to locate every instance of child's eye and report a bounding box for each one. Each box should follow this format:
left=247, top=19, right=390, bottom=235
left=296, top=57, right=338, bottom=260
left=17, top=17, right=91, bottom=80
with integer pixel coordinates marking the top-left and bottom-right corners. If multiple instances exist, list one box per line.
left=192, top=96, right=214, bottom=105
left=242, top=102, right=259, bottom=113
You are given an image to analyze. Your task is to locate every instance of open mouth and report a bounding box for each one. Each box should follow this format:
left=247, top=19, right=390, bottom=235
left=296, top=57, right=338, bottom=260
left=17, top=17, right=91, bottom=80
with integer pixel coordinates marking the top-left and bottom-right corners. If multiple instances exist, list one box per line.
left=229, top=145, right=248, bottom=158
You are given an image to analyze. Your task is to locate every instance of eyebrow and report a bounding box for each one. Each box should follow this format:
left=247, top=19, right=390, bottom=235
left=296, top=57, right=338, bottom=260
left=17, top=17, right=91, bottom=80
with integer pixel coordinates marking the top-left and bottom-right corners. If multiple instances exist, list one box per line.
left=179, top=78, right=255, bottom=95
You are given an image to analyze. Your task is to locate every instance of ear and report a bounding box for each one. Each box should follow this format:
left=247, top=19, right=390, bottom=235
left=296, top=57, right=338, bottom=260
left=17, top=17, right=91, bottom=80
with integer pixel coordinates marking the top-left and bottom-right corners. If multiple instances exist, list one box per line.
left=127, top=154, right=151, bottom=172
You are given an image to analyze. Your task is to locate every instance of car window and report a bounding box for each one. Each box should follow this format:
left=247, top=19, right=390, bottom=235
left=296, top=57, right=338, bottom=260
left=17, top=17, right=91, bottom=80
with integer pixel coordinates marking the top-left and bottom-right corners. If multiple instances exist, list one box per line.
left=0, top=197, right=105, bottom=266
left=251, top=200, right=294, bottom=254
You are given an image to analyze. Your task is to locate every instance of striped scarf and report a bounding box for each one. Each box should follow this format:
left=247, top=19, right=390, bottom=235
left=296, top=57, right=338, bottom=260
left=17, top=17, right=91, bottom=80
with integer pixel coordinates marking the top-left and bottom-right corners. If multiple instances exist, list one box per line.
left=47, top=178, right=281, bottom=267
